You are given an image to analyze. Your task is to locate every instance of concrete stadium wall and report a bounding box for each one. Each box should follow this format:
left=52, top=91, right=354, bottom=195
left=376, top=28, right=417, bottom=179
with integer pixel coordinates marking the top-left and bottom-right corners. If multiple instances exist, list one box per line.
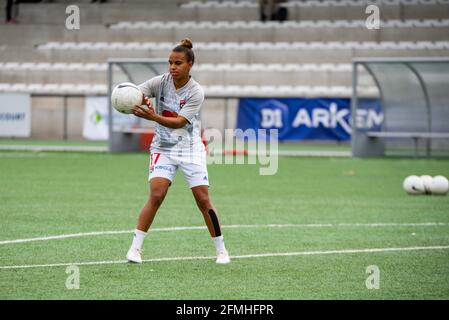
left=3, top=46, right=448, bottom=64
left=0, top=69, right=353, bottom=86
left=16, top=3, right=449, bottom=24
left=30, top=96, right=84, bottom=140
left=2, top=24, right=449, bottom=46
left=3, top=1, right=448, bottom=141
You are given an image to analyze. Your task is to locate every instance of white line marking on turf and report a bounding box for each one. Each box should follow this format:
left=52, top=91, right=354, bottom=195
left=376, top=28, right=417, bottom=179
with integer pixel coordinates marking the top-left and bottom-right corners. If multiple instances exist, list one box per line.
left=0, top=222, right=448, bottom=245
left=0, top=230, right=133, bottom=245
left=1, top=245, right=448, bottom=270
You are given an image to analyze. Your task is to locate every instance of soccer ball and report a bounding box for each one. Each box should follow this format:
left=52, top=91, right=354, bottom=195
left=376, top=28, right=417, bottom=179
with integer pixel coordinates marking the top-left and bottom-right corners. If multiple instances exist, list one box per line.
left=420, top=175, right=433, bottom=194
left=430, top=176, right=449, bottom=195
left=403, top=175, right=425, bottom=195
left=111, top=82, right=143, bottom=114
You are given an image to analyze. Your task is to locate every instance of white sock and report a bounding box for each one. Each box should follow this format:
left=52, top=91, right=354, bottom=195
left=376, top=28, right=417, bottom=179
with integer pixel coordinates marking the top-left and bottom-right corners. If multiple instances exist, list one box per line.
left=131, top=229, right=147, bottom=251
left=212, top=235, right=226, bottom=252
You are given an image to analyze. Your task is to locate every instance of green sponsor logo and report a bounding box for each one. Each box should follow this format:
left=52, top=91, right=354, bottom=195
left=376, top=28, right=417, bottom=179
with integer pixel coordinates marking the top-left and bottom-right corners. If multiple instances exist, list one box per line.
left=90, top=110, right=102, bottom=125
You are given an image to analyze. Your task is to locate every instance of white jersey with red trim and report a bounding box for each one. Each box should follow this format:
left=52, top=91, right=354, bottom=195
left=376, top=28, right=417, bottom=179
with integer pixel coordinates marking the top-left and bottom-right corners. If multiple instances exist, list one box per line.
left=138, top=73, right=204, bottom=154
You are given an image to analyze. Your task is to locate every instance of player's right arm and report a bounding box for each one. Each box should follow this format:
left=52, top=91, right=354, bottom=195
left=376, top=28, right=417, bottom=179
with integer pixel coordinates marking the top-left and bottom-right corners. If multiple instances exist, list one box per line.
left=137, top=75, right=163, bottom=103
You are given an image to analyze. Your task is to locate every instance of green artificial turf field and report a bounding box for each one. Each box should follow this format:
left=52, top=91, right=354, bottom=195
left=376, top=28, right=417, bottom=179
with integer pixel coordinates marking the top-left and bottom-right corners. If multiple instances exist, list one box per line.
left=0, top=151, right=448, bottom=299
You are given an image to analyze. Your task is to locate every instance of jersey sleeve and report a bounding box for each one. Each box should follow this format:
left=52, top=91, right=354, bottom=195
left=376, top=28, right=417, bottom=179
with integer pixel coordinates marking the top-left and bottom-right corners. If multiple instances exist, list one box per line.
left=137, top=75, right=163, bottom=98
left=178, top=87, right=204, bottom=124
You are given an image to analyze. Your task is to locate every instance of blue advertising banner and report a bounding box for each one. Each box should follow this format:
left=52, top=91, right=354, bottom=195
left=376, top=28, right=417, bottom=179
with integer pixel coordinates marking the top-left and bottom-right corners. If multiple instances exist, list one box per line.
left=236, top=98, right=382, bottom=141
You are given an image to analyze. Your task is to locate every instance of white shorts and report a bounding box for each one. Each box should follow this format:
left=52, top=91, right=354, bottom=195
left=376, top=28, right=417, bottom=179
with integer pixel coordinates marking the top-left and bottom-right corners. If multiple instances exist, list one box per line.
left=148, top=149, right=209, bottom=188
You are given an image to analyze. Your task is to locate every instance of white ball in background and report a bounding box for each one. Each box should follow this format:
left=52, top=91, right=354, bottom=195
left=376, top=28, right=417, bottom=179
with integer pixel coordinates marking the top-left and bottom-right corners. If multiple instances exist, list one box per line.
left=420, top=175, right=433, bottom=194
left=430, top=176, right=449, bottom=195
left=403, top=175, right=425, bottom=195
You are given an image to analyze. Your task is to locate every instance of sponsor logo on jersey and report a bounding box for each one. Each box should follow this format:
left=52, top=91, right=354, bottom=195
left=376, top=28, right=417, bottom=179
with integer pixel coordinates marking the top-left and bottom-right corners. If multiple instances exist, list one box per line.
left=179, top=99, right=187, bottom=109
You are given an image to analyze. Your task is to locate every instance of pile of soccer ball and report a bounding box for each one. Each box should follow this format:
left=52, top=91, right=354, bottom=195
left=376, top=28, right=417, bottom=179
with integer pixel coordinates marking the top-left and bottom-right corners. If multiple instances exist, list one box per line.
left=111, top=82, right=143, bottom=114
left=403, top=175, right=449, bottom=195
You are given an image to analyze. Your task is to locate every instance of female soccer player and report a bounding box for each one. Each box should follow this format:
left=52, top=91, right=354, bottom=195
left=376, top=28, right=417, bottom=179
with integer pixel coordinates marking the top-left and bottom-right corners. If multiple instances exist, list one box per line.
left=126, top=38, right=230, bottom=264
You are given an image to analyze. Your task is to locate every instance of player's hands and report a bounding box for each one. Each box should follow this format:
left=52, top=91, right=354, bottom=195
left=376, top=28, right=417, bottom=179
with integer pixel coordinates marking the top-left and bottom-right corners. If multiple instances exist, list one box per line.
left=132, top=97, right=156, bottom=120
left=143, top=96, right=152, bottom=107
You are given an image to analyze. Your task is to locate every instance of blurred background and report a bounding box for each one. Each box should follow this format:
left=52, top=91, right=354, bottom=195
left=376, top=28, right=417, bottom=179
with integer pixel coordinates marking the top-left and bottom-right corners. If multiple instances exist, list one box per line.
left=0, top=0, right=448, bottom=156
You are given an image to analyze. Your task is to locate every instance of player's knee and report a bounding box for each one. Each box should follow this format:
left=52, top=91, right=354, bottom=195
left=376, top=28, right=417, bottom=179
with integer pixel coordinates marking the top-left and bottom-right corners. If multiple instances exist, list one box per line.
left=196, top=196, right=211, bottom=211
left=149, top=191, right=166, bottom=206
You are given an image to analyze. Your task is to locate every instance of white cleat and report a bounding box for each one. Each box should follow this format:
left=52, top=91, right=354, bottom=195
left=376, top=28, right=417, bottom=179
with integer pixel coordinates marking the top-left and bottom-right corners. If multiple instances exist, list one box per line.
left=216, top=250, right=231, bottom=264
left=126, top=247, right=142, bottom=264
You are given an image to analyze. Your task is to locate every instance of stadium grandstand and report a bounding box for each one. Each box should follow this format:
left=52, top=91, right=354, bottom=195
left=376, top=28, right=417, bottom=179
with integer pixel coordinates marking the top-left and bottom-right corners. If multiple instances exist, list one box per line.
left=0, top=0, right=448, bottom=154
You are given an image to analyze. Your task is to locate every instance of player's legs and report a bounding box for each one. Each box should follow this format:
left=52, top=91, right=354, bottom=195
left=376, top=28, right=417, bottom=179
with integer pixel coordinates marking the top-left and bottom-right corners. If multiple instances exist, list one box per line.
left=136, top=151, right=177, bottom=232
left=179, top=156, right=221, bottom=238
left=191, top=185, right=221, bottom=237
left=127, top=151, right=176, bottom=263
left=137, top=177, right=171, bottom=232
left=127, top=177, right=171, bottom=263
left=191, top=185, right=230, bottom=264
left=178, top=152, right=230, bottom=263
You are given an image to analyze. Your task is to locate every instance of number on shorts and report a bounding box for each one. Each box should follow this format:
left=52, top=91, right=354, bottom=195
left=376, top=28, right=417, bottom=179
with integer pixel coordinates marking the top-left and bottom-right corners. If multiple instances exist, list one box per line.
left=149, top=152, right=161, bottom=169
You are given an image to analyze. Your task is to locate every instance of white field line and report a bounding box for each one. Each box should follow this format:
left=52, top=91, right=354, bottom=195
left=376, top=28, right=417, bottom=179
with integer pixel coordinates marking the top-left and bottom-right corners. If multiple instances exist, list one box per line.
left=0, top=222, right=447, bottom=246
left=1, top=245, right=449, bottom=270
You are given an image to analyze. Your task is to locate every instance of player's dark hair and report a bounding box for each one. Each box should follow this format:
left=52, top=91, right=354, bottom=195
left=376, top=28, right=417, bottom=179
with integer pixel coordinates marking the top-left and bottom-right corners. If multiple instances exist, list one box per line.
left=172, top=38, right=195, bottom=65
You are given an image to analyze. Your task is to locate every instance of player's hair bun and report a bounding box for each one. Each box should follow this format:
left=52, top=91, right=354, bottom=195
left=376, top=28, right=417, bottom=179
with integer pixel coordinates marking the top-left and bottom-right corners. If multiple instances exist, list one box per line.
left=179, top=38, right=193, bottom=49
left=172, top=38, right=195, bottom=64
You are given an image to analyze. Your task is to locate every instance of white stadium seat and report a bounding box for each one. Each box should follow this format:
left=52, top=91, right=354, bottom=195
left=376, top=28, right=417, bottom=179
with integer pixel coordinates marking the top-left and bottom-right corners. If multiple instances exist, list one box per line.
left=35, top=63, right=52, bottom=70
left=377, top=41, right=397, bottom=49
left=0, top=63, right=108, bottom=71
left=0, top=83, right=377, bottom=98
left=330, top=0, right=350, bottom=6
left=0, top=83, right=108, bottom=94
left=178, top=0, right=447, bottom=8
left=2, top=63, right=19, bottom=70
left=37, top=41, right=449, bottom=51
left=193, top=63, right=353, bottom=72
left=107, top=19, right=449, bottom=30
left=434, top=41, right=449, bottom=49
